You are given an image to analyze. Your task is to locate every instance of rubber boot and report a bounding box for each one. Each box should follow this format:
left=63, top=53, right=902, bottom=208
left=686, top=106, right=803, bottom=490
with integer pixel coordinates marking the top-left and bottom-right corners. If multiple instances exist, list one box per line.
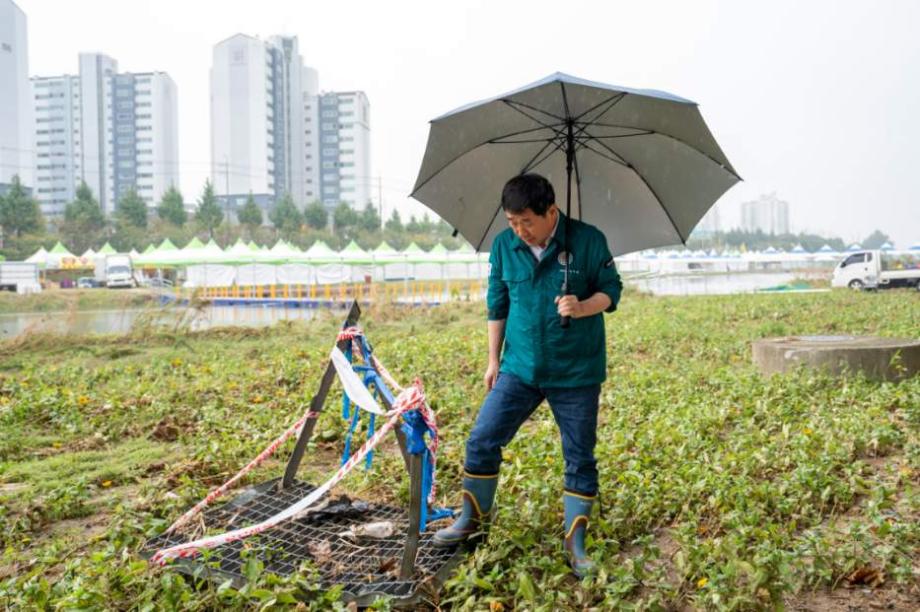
left=432, top=471, right=498, bottom=547
left=563, top=490, right=596, bottom=578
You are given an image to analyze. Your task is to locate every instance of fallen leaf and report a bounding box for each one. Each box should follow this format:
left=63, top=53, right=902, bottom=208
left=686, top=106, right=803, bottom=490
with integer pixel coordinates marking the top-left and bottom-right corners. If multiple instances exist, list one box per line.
left=846, top=566, right=885, bottom=588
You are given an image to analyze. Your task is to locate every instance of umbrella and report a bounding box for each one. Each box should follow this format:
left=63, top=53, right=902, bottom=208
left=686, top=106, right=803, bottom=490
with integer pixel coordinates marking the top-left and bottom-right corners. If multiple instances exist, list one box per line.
left=411, top=72, right=739, bottom=258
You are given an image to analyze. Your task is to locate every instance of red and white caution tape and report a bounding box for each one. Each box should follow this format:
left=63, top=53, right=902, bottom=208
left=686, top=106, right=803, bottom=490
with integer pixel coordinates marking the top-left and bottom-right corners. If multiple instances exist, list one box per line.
left=163, top=408, right=319, bottom=536
left=150, top=382, right=428, bottom=565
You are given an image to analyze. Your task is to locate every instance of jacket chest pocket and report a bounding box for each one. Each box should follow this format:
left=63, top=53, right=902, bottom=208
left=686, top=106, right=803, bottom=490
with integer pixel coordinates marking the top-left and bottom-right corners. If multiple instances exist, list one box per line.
left=501, top=269, right=533, bottom=302
left=551, top=266, right=588, bottom=298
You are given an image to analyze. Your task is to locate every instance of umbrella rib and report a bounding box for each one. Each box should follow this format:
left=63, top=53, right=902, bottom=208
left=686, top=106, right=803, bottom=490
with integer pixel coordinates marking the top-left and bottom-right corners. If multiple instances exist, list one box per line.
left=573, top=140, right=584, bottom=222
left=475, top=203, right=504, bottom=251
left=581, top=130, right=654, bottom=140
left=578, top=139, right=629, bottom=167
left=587, top=140, right=686, bottom=244
left=490, top=137, right=560, bottom=145
left=486, top=124, right=564, bottom=144
left=573, top=92, right=627, bottom=126
left=502, top=98, right=564, bottom=123
left=520, top=137, right=568, bottom=175
left=560, top=82, right=572, bottom=120
left=588, top=122, right=741, bottom=180
left=518, top=139, right=559, bottom=175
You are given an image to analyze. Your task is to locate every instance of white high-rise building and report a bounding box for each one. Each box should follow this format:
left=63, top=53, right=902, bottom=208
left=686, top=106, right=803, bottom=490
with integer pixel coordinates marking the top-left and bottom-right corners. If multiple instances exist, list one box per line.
left=741, top=192, right=790, bottom=235
left=31, top=53, right=179, bottom=216
left=211, top=34, right=315, bottom=214
left=315, top=91, right=371, bottom=211
left=302, top=66, right=320, bottom=204
left=0, top=0, right=32, bottom=192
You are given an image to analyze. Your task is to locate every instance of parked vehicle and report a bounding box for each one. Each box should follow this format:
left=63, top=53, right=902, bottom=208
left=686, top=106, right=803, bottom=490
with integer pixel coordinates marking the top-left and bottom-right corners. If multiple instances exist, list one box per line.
left=77, top=276, right=99, bottom=288
left=0, top=262, right=41, bottom=293
left=94, top=254, right=136, bottom=288
left=831, top=250, right=920, bottom=290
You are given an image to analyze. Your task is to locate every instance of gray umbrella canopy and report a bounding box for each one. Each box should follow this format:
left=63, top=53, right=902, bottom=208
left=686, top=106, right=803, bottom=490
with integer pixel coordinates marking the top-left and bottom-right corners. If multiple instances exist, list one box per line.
left=411, top=73, right=740, bottom=256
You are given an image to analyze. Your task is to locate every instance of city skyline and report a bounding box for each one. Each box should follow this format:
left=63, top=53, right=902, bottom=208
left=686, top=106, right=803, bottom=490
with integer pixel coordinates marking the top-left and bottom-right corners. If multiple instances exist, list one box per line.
left=8, top=0, right=920, bottom=247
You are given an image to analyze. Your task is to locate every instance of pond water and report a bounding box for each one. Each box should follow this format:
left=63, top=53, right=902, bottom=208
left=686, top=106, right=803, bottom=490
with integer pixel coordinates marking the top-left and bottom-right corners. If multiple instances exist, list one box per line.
left=0, top=273, right=823, bottom=339
left=0, top=305, right=324, bottom=340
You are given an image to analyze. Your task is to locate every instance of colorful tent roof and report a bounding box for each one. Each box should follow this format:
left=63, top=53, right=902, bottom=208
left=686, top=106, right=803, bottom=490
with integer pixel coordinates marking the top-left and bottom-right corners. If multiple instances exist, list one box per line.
left=49, top=241, right=73, bottom=256
left=301, top=240, right=341, bottom=263
left=339, top=240, right=371, bottom=264
left=98, top=242, right=117, bottom=254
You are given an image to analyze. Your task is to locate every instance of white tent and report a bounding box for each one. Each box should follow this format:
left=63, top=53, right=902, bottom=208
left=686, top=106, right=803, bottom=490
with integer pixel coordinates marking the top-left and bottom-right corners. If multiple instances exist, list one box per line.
left=25, top=247, right=49, bottom=268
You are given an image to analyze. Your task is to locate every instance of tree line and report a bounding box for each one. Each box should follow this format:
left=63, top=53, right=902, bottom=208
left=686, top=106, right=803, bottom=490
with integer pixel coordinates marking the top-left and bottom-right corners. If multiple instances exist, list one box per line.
left=685, top=227, right=893, bottom=253
left=0, top=176, right=459, bottom=261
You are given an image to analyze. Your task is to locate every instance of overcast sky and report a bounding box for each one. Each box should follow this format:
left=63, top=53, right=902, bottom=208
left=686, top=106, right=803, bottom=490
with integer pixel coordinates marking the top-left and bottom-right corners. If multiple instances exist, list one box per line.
left=19, top=0, right=920, bottom=247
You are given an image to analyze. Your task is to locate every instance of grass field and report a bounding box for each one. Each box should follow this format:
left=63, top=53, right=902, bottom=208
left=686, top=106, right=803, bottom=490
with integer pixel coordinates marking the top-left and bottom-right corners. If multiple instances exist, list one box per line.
left=0, top=291, right=917, bottom=610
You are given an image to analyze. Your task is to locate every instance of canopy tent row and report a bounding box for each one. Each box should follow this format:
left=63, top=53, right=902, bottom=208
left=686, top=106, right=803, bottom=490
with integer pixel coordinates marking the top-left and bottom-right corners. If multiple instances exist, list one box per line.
left=20, top=238, right=920, bottom=283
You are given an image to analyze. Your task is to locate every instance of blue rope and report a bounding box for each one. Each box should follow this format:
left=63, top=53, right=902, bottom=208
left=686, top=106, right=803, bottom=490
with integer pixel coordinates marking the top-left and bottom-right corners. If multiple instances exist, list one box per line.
left=339, top=332, right=449, bottom=531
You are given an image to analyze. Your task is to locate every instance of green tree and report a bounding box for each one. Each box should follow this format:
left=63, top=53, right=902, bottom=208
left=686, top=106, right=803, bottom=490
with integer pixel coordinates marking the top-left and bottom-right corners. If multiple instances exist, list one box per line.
left=237, top=193, right=263, bottom=232
left=861, top=229, right=891, bottom=250
left=62, top=182, right=106, bottom=253
left=333, top=202, right=359, bottom=234
left=269, top=193, right=303, bottom=232
left=194, top=180, right=224, bottom=237
left=0, top=175, right=44, bottom=238
left=157, top=185, right=187, bottom=227
left=115, top=187, right=148, bottom=229
left=359, top=201, right=381, bottom=232
left=406, top=214, right=421, bottom=233
left=384, top=209, right=403, bottom=233
left=304, top=200, right=328, bottom=230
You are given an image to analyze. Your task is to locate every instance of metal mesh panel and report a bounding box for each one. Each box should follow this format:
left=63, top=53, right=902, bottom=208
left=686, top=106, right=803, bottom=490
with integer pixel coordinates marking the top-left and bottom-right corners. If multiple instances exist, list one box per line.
left=143, top=479, right=461, bottom=601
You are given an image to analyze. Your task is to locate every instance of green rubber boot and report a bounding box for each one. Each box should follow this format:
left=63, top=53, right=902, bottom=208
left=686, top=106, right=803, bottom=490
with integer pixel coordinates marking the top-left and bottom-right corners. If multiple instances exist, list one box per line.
left=432, top=471, right=498, bottom=547
left=564, top=490, right=596, bottom=578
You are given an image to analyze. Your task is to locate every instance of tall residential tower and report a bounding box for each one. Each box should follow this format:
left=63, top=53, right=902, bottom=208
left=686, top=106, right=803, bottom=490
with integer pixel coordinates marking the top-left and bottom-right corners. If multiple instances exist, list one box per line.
left=0, top=0, right=32, bottom=193
left=314, top=90, right=371, bottom=211
left=31, top=53, right=179, bottom=216
left=211, top=34, right=317, bottom=213
left=211, top=33, right=371, bottom=216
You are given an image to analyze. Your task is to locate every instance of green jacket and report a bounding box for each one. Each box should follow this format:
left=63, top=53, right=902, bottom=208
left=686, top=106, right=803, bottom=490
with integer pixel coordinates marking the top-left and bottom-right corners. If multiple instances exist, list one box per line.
left=487, top=213, right=622, bottom=388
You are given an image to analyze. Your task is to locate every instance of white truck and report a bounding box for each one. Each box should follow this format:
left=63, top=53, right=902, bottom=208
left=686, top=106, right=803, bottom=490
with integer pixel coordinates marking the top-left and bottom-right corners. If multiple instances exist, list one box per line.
left=831, top=250, right=920, bottom=290
left=0, top=262, right=41, bottom=294
left=94, top=254, right=136, bottom=288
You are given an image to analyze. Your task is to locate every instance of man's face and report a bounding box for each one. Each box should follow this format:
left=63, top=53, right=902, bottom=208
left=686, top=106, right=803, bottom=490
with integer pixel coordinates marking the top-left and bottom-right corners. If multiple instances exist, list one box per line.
left=505, top=204, right=558, bottom=247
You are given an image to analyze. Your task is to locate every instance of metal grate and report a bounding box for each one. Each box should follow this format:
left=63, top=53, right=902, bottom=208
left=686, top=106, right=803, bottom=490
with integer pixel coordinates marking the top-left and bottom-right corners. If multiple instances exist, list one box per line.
left=143, top=478, right=463, bottom=604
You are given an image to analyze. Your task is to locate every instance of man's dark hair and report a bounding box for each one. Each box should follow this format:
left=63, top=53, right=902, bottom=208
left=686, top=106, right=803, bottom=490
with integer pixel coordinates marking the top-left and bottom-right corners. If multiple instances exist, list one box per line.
left=501, top=173, right=555, bottom=216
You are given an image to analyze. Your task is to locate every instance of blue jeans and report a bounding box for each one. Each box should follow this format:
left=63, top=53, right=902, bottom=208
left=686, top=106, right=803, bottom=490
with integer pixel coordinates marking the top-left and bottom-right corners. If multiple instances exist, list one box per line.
left=464, top=371, right=600, bottom=496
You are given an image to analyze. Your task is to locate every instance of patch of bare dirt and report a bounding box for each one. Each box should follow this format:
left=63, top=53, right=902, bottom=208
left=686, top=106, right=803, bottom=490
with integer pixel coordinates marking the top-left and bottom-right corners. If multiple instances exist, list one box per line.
left=784, top=581, right=920, bottom=611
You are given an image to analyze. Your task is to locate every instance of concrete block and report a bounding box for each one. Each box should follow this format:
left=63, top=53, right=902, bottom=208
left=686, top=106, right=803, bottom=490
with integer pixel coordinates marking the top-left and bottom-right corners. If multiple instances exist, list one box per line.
left=752, top=335, right=920, bottom=381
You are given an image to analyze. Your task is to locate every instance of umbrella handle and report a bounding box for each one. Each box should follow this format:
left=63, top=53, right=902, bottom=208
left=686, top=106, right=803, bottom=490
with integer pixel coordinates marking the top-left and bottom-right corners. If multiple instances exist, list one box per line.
left=559, top=281, right=570, bottom=328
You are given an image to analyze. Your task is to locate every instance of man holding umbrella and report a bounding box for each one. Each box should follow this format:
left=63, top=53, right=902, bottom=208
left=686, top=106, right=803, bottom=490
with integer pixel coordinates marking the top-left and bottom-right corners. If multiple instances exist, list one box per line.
left=413, top=73, right=738, bottom=577
left=432, top=172, right=622, bottom=578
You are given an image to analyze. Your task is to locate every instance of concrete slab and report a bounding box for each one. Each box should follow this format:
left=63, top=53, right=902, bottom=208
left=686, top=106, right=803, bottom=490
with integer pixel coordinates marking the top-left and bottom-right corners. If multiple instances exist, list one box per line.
left=752, top=335, right=920, bottom=381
